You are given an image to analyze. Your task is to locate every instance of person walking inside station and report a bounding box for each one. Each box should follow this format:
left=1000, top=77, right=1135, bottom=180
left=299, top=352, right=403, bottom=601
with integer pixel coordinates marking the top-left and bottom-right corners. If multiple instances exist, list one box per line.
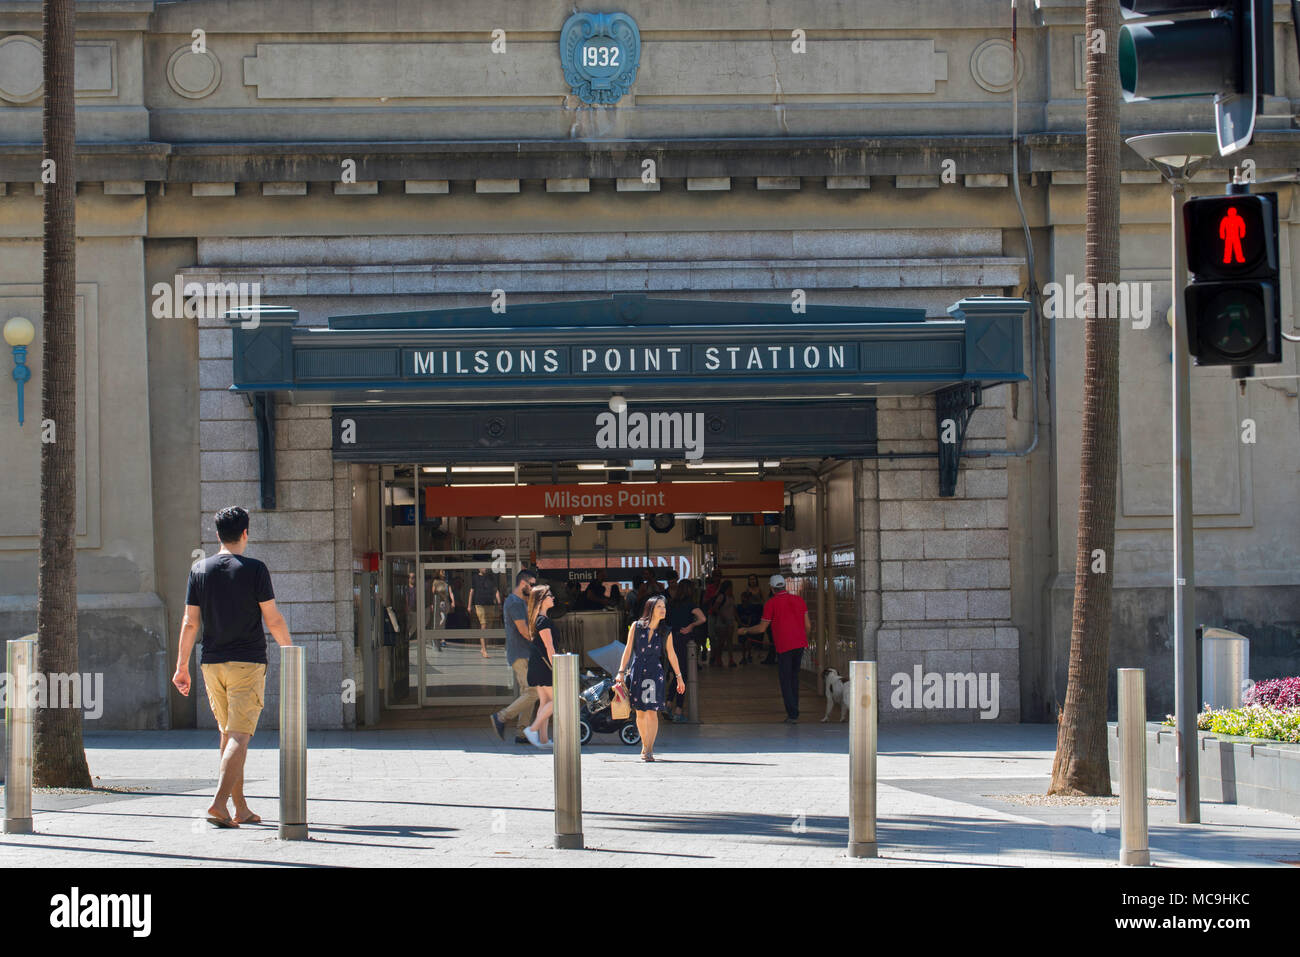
left=523, top=585, right=558, bottom=748
left=664, top=580, right=705, bottom=722
left=173, top=506, right=293, bottom=828
left=702, top=570, right=722, bottom=666
left=744, top=573, right=776, bottom=665
left=428, top=569, right=455, bottom=649
left=625, top=573, right=647, bottom=624
left=490, top=569, right=538, bottom=744
left=470, top=566, right=501, bottom=658
left=738, top=574, right=810, bottom=723
left=617, top=595, right=685, bottom=761
left=710, top=579, right=739, bottom=668
left=737, top=581, right=765, bottom=664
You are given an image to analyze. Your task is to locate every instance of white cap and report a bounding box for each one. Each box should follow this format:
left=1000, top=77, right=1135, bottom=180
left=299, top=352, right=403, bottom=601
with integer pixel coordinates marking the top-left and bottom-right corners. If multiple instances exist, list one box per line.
left=770, top=574, right=786, bottom=589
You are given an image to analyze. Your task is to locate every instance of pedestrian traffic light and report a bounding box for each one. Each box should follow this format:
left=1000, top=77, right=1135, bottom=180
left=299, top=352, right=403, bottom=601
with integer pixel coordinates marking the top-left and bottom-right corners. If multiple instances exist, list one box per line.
left=1183, top=191, right=1281, bottom=370
left=1120, top=0, right=1275, bottom=155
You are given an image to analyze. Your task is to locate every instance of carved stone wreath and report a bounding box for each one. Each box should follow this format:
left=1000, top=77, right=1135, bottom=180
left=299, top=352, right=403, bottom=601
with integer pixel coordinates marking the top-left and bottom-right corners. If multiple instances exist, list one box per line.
left=559, top=11, right=641, bottom=106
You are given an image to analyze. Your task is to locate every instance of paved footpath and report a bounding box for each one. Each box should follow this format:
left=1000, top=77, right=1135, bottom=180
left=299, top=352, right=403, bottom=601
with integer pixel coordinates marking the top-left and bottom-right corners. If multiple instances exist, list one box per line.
left=1, top=723, right=1296, bottom=868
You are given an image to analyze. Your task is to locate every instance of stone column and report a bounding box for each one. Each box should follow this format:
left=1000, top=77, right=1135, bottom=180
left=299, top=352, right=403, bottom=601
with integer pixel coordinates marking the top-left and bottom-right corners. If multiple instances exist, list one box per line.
left=873, top=391, right=1019, bottom=724
left=196, top=311, right=350, bottom=729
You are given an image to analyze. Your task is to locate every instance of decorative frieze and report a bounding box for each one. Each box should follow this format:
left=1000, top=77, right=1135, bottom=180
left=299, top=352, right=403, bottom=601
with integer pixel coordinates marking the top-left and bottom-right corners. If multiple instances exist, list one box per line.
left=0, top=36, right=116, bottom=103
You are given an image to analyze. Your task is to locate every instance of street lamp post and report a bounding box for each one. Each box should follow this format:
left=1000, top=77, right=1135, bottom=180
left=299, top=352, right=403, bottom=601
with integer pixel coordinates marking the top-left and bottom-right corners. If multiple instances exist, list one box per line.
left=1126, top=132, right=1217, bottom=825
left=3, top=316, right=35, bottom=426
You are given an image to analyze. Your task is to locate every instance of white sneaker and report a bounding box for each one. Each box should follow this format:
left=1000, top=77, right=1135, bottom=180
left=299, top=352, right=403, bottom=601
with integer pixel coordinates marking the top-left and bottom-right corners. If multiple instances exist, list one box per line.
left=524, top=728, right=542, bottom=748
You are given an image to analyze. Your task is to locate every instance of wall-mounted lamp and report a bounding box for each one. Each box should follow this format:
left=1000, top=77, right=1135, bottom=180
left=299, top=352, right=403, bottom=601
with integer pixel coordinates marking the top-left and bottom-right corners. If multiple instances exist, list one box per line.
left=608, top=393, right=627, bottom=414
left=3, top=316, right=35, bottom=426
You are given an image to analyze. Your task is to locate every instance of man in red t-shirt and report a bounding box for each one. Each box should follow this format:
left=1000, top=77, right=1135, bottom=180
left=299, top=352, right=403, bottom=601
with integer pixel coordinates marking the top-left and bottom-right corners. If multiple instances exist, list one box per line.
left=739, top=574, right=810, bottom=723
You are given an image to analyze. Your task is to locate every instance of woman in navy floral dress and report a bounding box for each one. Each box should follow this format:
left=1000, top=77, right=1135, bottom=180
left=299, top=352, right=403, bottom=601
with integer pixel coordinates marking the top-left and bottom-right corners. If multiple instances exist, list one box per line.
left=617, top=595, right=685, bottom=761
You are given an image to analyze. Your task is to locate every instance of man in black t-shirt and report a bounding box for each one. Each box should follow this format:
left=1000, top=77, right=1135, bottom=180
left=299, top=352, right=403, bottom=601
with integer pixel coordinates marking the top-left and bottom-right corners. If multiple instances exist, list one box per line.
left=173, top=506, right=293, bottom=829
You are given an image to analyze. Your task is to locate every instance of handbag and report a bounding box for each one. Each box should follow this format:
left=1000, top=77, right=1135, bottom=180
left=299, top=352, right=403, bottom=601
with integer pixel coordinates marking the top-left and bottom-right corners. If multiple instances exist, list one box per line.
left=610, top=679, right=631, bottom=720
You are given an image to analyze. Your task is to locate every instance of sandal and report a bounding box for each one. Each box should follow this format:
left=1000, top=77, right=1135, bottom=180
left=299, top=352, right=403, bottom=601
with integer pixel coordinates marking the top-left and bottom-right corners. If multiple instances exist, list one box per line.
left=641, top=753, right=655, bottom=762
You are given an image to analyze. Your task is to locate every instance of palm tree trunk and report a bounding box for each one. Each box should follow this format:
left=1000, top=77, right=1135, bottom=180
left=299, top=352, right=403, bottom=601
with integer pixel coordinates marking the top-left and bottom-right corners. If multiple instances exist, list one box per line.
left=1049, top=0, right=1121, bottom=795
left=35, top=0, right=92, bottom=789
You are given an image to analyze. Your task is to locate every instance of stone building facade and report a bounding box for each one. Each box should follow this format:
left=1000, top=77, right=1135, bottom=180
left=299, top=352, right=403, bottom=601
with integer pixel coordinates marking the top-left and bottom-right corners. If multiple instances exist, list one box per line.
left=0, top=0, right=1296, bottom=729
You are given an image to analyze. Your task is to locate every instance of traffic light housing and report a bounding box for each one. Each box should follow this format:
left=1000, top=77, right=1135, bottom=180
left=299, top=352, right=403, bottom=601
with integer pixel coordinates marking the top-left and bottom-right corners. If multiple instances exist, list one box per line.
left=1120, top=0, right=1275, bottom=155
left=1183, top=191, right=1281, bottom=371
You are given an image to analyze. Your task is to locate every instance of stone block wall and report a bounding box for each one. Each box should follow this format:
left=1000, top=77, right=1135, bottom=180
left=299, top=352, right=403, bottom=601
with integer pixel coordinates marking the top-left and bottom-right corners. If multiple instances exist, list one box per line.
left=195, top=315, right=353, bottom=730
left=865, top=387, right=1020, bottom=723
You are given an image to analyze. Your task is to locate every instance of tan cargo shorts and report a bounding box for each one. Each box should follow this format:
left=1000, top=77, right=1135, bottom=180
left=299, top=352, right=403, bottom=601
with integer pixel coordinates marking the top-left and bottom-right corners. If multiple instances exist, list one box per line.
left=201, top=661, right=267, bottom=736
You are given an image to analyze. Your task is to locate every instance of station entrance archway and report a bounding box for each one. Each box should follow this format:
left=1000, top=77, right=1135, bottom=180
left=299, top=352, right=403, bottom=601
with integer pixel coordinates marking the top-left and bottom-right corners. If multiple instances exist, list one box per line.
left=355, top=458, right=855, bottom=726
left=230, top=293, right=1029, bottom=727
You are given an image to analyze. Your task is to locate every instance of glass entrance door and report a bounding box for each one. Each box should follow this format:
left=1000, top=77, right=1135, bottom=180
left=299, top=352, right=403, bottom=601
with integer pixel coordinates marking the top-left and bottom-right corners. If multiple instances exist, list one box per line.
left=418, top=560, right=515, bottom=705
left=384, top=558, right=420, bottom=708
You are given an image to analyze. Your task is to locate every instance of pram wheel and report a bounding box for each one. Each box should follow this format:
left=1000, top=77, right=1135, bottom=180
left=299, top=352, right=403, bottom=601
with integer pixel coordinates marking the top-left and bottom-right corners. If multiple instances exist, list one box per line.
left=579, top=718, right=592, bottom=745
left=619, top=722, right=640, bottom=747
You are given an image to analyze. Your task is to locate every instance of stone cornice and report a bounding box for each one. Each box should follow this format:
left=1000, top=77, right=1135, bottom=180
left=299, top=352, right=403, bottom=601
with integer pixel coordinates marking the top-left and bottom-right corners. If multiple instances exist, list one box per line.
left=0, top=133, right=1294, bottom=183
left=1024, top=131, right=1300, bottom=172
left=0, top=140, right=170, bottom=180
left=0, top=0, right=154, bottom=31
left=147, top=0, right=1028, bottom=35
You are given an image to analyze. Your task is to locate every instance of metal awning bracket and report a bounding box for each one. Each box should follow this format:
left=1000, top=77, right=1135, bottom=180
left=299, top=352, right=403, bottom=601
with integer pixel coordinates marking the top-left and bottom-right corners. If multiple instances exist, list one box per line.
left=253, top=392, right=277, bottom=509
left=936, top=382, right=982, bottom=497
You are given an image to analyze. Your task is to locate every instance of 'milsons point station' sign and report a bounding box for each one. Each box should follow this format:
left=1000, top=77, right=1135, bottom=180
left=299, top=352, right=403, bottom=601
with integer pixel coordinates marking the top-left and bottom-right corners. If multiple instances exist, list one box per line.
left=406, top=343, right=856, bottom=377
left=227, top=295, right=1028, bottom=503
left=228, top=295, right=1028, bottom=404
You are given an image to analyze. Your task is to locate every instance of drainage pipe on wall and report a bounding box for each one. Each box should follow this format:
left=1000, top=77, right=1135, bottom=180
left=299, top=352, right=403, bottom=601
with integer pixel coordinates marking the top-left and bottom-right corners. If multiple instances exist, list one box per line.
left=967, top=0, right=1044, bottom=462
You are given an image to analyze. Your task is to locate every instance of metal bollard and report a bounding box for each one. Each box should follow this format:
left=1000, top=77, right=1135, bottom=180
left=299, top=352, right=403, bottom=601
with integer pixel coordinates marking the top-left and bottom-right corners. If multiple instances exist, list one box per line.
left=4, top=637, right=36, bottom=834
left=553, top=653, right=583, bottom=849
left=847, top=660, right=877, bottom=858
left=279, top=645, right=308, bottom=841
left=686, top=639, right=700, bottom=724
left=1118, top=668, right=1150, bottom=866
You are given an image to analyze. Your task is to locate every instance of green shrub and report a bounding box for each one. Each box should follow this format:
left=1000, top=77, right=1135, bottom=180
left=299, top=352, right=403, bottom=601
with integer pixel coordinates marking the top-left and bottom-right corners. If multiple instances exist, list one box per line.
left=1163, top=705, right=1300, bottom=743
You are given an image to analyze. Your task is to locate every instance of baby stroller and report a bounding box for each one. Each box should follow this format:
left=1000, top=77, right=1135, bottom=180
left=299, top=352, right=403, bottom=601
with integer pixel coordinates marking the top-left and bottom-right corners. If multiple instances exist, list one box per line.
left=578, top=641, right=641, bottom=747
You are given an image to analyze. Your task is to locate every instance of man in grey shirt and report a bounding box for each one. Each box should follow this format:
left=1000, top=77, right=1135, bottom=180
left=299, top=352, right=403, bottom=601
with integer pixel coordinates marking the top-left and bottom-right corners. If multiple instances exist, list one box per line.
left=490, top=569, right=538, bottom=743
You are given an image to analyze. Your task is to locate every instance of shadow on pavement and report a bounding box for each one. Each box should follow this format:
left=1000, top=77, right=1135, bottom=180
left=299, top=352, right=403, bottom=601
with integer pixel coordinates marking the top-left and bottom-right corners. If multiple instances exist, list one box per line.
left=82, top=723, right=1063, bottom=758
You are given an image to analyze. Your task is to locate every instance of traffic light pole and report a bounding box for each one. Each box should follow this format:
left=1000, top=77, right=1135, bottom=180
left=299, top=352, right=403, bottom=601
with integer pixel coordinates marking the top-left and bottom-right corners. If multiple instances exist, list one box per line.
left=1169, top=180, right=1201, bottom=824
left=1128, top=132, right=1216, bottom=825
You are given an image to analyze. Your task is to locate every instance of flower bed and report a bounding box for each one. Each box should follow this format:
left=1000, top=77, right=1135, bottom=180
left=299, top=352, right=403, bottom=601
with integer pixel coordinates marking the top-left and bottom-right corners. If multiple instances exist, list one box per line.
left=1112, top=721, right=1300, bottom=817
left=1155, top=707, right=1300, bottom=743
left=1160, top=676, right=1300, bottom=744
left=1244, top=676, right=1300, bottom=710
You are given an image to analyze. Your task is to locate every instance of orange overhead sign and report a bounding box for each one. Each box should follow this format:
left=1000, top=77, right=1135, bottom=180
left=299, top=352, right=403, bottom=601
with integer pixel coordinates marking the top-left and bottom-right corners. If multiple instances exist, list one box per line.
left=424, top=481, right=784, bottom=517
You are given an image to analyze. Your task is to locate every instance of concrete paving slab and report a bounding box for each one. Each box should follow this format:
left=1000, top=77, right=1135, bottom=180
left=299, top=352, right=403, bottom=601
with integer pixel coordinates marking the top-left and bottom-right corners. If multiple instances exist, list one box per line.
left=1, top=724, right=1296, bottom=868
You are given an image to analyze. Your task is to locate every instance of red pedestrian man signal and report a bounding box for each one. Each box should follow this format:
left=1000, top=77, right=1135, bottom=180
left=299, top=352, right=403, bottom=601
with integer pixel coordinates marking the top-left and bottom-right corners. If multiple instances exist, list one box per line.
left=1182, top=192, right=1281, bottom=370
left=1220, top=206, right=1246, bottom=264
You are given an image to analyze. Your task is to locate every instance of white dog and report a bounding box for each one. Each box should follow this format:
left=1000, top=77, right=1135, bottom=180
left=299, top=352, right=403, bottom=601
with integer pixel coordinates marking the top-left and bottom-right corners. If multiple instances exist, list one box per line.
left=822, top=668, right=850, bottom=722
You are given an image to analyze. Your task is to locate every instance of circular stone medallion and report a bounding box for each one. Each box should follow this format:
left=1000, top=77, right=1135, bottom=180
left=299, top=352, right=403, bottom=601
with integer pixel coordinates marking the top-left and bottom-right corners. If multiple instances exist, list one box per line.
left=0, top=35, right=44, bottom=104
left=970, top=39, right=1023, bottom=94
left=167, top=46, right=221, bottom=99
